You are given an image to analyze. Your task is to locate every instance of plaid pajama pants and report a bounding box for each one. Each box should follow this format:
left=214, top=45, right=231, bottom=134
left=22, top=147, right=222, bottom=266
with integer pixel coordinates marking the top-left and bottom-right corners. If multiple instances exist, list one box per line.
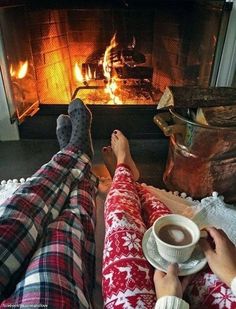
left=102, top=164, right=236, bottom=309
left=0, top=145, right=97, bottom=308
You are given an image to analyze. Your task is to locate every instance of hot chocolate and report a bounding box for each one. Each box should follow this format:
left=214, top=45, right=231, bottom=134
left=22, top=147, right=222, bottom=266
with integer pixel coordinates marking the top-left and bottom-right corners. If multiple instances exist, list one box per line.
left=158, top=224, right=193, bottom=246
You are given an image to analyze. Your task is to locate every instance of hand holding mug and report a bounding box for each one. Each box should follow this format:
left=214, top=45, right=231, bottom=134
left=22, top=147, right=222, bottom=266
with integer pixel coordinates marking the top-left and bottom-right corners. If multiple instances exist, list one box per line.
left=154, top=263, right=193, bottom=299
left=200, top=227, right=236, bottom=287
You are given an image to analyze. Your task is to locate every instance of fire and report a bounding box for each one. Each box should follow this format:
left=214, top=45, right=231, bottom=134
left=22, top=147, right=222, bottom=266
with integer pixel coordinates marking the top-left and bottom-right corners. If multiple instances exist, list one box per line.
left=103, top=33, right=117, bottom=80
left=85, top=65, right=92, bottom=81
left=74, top=62, right=83, bottom=82
left=10, top=60, right=28, bottom=79
left=103, top=33, right=122, bottom=104
left=105, top=80, right=122, bottom=104
left=74, top=62, right=93, bottom=82
left=18, top=61, right=28, bottom=79
left=10, top=64, right=16, bottom=77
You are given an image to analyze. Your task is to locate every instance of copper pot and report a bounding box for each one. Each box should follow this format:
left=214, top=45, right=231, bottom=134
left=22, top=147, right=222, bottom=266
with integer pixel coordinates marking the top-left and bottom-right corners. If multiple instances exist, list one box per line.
left=154, top=109, right=236, bottom=203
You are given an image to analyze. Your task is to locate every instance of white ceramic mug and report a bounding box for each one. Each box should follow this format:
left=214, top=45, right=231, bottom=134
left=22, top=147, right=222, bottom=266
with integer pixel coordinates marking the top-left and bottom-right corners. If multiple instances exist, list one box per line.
left=152, top=214, right=200, bottom=263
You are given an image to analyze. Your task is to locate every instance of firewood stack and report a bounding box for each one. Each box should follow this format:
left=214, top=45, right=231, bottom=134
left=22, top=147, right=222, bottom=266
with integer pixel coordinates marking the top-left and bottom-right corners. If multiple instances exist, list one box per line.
left=157, top=86, right=236, bottom=127
left=155, top=86, right=236, bottom=204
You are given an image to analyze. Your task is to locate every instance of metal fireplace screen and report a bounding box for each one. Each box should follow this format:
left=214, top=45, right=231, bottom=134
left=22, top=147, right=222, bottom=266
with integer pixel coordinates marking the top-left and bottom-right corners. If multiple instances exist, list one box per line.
left=0, top=1, right=226, bottom=121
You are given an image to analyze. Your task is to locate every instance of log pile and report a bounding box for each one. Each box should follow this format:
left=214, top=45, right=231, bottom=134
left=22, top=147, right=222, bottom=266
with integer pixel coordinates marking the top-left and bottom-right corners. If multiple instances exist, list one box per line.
left=157, top=86, right=236, bottom=127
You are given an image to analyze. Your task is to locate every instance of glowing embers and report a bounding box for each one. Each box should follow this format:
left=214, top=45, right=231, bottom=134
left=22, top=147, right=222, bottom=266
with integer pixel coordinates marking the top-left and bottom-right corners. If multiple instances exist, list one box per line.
left=73, top=34, right=157, bottom=105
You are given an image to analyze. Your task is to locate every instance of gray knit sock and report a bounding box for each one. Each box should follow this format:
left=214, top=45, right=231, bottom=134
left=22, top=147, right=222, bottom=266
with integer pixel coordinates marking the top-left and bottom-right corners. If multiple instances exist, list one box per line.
left=56, top=114, right=72, bottom=149
left=68, top=98, right=94, bottom=159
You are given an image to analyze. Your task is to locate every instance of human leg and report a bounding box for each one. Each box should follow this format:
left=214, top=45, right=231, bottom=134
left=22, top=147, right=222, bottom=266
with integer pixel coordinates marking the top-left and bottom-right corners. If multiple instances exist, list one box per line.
left=0, top=99, right=93, bottom=298
left=102, top=140, right=171, bottom=229
left=0, top=172, right=98, bottom=309
left=183, top=267, right=236, bottom=309
left=136, top=183, right=171, bottom=228
left=0, top=145, right=91, bottom=297
left=102, top=130, right=156, bottom=308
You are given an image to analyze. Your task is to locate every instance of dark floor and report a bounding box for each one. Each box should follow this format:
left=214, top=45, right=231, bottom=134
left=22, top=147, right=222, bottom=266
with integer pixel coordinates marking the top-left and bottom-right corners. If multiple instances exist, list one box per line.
left=0, top=139, right=169, bottom=188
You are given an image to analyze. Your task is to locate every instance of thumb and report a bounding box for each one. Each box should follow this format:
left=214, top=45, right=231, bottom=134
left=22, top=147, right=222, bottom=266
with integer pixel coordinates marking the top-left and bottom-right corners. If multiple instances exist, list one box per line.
left=199, top=238, right=214, bottom=259
left=167, top=263, right=179, bottom=276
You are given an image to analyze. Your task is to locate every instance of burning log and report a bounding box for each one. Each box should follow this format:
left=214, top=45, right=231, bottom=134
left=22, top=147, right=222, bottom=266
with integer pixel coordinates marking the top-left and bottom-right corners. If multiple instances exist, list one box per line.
left=115, top=66, right=153, bottom=79
left=157, top=86, right=236, bottom=109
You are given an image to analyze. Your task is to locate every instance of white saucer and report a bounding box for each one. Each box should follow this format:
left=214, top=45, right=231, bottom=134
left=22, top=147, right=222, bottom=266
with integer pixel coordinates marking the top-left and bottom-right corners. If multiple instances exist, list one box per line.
left=142, top=227, right=207, bottom=276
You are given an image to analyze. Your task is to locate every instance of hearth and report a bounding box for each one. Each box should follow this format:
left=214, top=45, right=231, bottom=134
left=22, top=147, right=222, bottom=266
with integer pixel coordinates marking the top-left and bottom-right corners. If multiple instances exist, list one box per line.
left=0, top=0, right=235, bottom=139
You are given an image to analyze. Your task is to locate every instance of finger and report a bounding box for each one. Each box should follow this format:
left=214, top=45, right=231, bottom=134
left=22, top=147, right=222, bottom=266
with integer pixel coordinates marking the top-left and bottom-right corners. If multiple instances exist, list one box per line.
left=215, top=229, right=233, bottom=244
left=199, top=238, right=214, bottom=258
left=167, top=263, right=179, bottom=276
left=204, top=227, right=230, bottom=248
left=154, top=269, right=166, bottom=281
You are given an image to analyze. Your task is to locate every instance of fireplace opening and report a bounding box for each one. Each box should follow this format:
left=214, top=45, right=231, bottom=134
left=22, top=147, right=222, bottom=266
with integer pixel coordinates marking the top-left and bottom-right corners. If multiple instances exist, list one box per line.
left=0, top=0, right=233, bottom=139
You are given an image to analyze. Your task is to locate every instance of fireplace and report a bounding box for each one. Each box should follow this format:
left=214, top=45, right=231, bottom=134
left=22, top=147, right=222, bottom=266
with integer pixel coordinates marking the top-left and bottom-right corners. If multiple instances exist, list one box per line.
left=0, top=0, right=235, bottom=139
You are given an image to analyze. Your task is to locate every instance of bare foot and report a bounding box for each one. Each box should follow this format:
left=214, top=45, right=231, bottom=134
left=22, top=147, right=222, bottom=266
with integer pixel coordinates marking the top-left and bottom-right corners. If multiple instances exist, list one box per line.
left=102, top=146, right=117, bottom=178
left=111, top=130, right=140, bottom=181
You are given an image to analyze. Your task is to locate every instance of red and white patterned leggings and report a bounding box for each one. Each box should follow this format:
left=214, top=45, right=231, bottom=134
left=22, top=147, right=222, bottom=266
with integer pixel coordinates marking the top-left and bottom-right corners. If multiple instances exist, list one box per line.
left=102, top=164, right=236, bottom=309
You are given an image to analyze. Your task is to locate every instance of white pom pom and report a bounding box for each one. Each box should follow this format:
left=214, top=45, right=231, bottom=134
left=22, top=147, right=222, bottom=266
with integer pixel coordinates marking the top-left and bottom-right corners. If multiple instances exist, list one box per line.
left=20, top=178, right=25, bottom=183
left=212, top=191, right=218, bottom=198
left=1, top=180, right=7, bottom=185
left=186, top=197, right=193, bottom=201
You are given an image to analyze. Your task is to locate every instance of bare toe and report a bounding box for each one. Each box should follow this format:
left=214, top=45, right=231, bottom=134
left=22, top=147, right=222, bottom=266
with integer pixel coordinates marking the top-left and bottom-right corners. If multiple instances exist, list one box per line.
left=102, top=145, right=117, bottom=178
left=110, top=130, right=139, bottom=181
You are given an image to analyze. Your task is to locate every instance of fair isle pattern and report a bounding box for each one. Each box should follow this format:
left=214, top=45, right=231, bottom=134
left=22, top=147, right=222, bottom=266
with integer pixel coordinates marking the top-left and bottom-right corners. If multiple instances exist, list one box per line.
left=102, top=164, right=236, bottom=309
left=0, top=145, right=97, bottom=308
left=185, top=269, right=236, bottom=309
left=102, top=164, right=171, bottom=309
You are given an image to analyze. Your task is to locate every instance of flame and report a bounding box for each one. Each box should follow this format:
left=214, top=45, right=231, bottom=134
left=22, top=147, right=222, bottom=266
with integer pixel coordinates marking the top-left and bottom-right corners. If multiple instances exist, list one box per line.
left=103, top=33, right=117, bottom=80
left=74, top=62, right=83, bottom=82
left=104, top=80, right=122, bottom=104
left=85, top=65, right=92, bottom=81
left=10, top=64, right=16, bottom=77
left=103, top=33, right=122, bottom=104
left=10, top=60, right=28, bottom=79
left=74, top=63, right=93, bottom=82
left=88, top=65, right=92, bottom=79
left=17, top=61, right=28, bottom=79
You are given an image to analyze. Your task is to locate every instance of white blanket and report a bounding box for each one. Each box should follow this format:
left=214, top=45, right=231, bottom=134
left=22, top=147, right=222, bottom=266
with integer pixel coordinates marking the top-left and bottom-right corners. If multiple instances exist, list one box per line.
left=143, top=184, right=236, bottom=245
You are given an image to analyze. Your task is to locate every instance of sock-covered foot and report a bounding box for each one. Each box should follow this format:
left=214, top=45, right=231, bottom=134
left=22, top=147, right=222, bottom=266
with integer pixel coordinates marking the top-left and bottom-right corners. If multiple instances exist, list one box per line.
left=102, top=146, right=117, bottom=178
left=111, top=130, right=140, bottom=181
left=68, top=98, right=94, bottom=159
left=56, top=114, right=72, bottom=149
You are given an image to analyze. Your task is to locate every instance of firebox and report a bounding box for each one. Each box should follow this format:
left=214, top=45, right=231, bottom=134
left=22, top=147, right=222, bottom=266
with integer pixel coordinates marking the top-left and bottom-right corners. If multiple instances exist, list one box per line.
left=0, top=0, right=235, bottom=139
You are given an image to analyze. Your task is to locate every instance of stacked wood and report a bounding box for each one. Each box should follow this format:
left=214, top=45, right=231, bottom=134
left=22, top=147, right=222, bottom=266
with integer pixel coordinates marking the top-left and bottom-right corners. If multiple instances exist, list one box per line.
left=157, top=86, right=236, bottom=110
left=195, top=105, right=236, bottom=127
left=157, top=86, right=236, bottom=127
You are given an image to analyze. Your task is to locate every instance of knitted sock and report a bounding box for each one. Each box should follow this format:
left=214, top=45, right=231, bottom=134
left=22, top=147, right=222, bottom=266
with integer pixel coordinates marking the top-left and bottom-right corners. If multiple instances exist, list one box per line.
left=68, top=98, right=94, bottom=159
left=56, top=114, right=72, bottom=149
